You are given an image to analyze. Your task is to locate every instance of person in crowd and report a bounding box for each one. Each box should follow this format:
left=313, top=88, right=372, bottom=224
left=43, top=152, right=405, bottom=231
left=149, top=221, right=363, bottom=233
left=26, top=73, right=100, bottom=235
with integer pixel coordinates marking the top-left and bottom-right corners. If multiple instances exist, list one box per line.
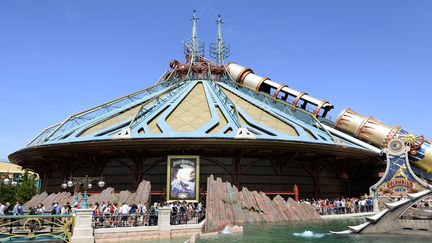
left=29, top=206, right=37, bottom=215
left=170, top=201, right=179, bottom=225
left=71, top=205, right=78, bottom=216
left=94, top=203, right=104, bottom=226
left=102, top=203, right=111, bottom=226
left=149, top=202, right=158, bottom=226
left=120, top=202, right=130, bottom=226
left=197, top=202, right=202, bottom=213
left=367, top=197, right=373, bottom=211
left=110, top=203, right=119, bottom=227
left=12, top=201, right=23, bottom=216
left=129, top=203, right=138, bottom=226
left=51, top=202, right=59, bottom=215
left=37, top=204, right=45, bottom=214
left=61, top=204, right=68, bottom=215
left=142, top=202, right=149, bottom=226
left=137, top=201, right=144, bottom=225
left=66, top=202, right=71, bottom=213
left=100, top=202, right=107, bottom=214
left=2, top=202, right=10, bottom=215
left=0, top=202, right=5, bottom=216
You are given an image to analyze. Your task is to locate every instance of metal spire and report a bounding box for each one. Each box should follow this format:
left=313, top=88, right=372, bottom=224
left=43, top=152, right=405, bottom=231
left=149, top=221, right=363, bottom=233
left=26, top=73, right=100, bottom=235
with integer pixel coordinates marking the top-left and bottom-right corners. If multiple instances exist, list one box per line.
left=210, top=14, right=230, bottom=65
left=191, top=10, right=198, bottom=55
left=216, top=15, right=224, bottom=64
left=185, top=10, right=204, bottom=64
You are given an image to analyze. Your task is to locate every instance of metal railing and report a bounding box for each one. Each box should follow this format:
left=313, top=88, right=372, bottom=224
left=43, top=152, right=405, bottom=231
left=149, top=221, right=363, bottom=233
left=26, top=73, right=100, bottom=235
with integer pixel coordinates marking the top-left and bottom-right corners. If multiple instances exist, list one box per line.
left=0, top=214, right=74, bottom=243
left=317, top=204, right=374, bottom=215
left=92, top=213, right=158, bottom=229
left=92, top=211, right=206, bottom=228
left=170, top=211, right=205, bottom=225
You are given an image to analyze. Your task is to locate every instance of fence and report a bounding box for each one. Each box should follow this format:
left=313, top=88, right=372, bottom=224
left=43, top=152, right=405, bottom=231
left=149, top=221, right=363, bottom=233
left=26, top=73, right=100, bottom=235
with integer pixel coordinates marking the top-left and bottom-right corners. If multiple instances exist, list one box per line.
left=93, top=213, right=158, bottom=229
left=0, top=214, right=74, bottom=243
left=170, top=212, right=205, bottom=225
left=92, top=210, right=206, bottom=229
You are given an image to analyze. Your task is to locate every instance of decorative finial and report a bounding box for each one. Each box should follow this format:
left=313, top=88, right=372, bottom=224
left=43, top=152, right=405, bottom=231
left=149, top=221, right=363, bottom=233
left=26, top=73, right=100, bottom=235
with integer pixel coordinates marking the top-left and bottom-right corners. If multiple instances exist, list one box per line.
left=183, top=10, right=204, bottom=64
left=210, top=14, right=230, bottom=65
left=191, top=10, right=198, bottom=45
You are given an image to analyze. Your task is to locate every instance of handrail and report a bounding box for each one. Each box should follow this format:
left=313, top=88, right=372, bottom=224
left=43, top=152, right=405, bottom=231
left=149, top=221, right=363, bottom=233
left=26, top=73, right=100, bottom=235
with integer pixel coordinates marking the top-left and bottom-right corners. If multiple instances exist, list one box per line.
left=0, top=214, right=74, bottom=243
left=0, top=214, right=73, bottom=219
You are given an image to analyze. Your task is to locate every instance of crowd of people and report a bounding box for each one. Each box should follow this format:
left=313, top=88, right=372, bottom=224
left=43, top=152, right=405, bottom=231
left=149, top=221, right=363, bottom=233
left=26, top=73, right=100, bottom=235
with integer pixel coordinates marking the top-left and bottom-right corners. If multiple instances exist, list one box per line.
left=304, top=196, right=432, bottom=215
left=300, top=197, right=375, bottom=215
left=89, top=200, right=205, bottom=228
left=2, top=195, right=432, bottom=223
left=1, top=199, right=206, bottom=229
left=0, top=201, right=77, bottom=216
left=90, top=201, right=159, bottom=228
left=0, top=201, right=25, bottom=216
left=413, top=198, right=431, bottom=209
left=168, top=201, right=204, bottom=225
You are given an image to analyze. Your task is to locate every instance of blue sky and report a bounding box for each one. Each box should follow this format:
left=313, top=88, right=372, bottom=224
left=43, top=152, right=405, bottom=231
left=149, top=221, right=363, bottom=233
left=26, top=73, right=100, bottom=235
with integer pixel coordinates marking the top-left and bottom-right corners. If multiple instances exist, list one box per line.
left=0, top=0, right=431, bottom=160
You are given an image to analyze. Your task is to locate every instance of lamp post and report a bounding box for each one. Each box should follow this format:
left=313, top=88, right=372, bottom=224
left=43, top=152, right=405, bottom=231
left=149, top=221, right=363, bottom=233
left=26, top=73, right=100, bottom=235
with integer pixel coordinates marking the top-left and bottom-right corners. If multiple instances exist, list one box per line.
left=0, top=172, right=18, bottom=187
left=61, top=175, right=105, bottom=209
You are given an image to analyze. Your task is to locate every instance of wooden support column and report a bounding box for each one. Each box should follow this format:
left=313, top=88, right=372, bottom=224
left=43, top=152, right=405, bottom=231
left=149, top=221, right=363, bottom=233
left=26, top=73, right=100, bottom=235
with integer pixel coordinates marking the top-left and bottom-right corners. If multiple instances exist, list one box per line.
left=40, top=165, right=53, bottom=192
left=232, top=151, right=242, bottom=187
left=60, top=160, right=73, bottom=180
left=133, top=160, right=143, bottom=189
left=123, top=150, right=146, bottom=190
left=312, top=163, right=322, bottom=199
left=295, top=158, right=332, bottom=199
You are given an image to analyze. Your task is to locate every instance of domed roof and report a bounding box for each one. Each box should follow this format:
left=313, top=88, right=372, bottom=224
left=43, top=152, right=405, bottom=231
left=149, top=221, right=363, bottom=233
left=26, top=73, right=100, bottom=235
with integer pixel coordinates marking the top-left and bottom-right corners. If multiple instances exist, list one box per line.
left=22, top=76, right=366, bottom=152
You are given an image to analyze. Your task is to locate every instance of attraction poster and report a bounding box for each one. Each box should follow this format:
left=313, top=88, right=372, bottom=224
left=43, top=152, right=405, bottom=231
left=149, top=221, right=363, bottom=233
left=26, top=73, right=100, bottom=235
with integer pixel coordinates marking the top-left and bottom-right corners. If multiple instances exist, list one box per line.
left=166, top=155, right=199, bottom=202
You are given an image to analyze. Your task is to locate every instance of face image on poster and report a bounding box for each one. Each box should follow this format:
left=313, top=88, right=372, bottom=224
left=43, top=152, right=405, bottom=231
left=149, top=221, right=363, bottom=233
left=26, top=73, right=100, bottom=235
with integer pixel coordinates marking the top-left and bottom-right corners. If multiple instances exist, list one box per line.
left=167, top=156, right=199, bottom=202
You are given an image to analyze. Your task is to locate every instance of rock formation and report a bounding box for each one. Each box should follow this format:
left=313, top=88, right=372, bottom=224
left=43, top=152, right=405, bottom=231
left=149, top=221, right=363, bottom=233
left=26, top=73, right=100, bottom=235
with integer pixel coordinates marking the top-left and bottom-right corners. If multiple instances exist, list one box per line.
left=205, top=175, right=320, bottom=232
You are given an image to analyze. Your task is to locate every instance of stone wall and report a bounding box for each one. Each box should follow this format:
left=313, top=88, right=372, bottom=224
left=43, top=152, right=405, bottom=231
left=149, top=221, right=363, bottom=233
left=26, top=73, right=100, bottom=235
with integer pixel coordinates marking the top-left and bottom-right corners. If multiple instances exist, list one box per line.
left=94, top=222, right=203, bottom=242
left=94, top=226, right=160, bottom=242
left=205, top=175, right=320, bottom=232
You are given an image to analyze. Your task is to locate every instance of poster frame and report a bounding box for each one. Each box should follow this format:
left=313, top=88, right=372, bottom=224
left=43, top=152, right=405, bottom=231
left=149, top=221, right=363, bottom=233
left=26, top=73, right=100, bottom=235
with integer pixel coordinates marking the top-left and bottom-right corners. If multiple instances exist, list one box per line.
left=166, top=155, right=200, bottom=202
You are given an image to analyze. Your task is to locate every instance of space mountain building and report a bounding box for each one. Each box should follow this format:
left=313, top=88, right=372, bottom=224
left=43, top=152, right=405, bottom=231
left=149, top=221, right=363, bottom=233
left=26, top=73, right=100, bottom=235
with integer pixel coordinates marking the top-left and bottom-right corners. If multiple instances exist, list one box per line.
left=9, top=13, right=432, bottom=199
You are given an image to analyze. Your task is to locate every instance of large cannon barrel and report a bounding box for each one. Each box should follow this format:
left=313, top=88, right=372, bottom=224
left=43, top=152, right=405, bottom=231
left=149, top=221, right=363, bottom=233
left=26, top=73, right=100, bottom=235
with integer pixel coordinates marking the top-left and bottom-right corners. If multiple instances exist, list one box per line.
left=335, top=108, right=432, bottom=173
left=226, top=62, right=334, bottom=118
left=335, top=108, right=401, bottom=148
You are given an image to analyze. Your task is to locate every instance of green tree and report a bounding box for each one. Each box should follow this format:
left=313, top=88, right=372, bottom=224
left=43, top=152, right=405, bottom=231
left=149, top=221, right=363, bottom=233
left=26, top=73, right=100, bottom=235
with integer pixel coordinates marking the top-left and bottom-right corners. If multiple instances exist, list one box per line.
left=0, top=171, right=38, bottom=206
left=0, top=183, right=16, bottom=205
left=15, top=171, right=38, bottom=204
